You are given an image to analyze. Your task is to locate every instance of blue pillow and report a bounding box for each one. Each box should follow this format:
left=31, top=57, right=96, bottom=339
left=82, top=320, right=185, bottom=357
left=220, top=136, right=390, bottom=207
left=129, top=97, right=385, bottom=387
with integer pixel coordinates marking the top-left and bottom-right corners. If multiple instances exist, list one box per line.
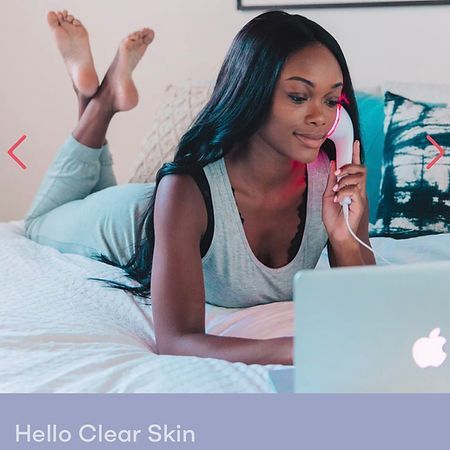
left=355, top=91, right=385, bottom=224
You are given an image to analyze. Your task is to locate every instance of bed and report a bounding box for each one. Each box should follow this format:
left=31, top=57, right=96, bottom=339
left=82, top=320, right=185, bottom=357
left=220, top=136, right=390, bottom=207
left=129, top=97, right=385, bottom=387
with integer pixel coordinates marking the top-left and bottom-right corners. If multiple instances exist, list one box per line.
left=1, top=80, right=449, bottom=392
left=1, top=218, right=449, bottom=393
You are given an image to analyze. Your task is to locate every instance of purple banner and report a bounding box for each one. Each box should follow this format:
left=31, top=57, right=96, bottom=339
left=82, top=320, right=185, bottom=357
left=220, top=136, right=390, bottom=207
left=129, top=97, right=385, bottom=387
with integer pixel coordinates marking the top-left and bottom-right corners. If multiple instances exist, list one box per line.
left=0, top=395, right=449, bottom=449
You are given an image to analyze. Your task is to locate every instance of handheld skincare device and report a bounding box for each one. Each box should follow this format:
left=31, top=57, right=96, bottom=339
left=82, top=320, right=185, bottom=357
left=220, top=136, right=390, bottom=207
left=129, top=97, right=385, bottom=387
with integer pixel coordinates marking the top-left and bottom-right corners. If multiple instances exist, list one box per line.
left=326, top=104, right=353, bottom=209
left=325, top=104, right=392, bottom=265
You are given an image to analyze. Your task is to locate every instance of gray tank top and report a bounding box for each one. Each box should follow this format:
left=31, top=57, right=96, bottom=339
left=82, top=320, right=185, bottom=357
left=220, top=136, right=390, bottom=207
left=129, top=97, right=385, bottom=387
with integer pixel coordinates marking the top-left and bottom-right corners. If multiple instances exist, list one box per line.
left=201, top=150, right=330, bottom=308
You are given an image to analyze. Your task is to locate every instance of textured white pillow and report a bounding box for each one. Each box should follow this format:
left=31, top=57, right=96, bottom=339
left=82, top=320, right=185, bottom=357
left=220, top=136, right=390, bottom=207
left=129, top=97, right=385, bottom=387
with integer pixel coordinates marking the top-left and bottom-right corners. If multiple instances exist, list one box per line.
left=127, top=80, right=214, bottom=184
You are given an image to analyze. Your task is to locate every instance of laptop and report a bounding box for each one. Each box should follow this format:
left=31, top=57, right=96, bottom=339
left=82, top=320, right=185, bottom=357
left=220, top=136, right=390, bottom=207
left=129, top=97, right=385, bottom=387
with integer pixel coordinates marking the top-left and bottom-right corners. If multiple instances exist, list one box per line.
left=269, top=260, right=450, bottom=393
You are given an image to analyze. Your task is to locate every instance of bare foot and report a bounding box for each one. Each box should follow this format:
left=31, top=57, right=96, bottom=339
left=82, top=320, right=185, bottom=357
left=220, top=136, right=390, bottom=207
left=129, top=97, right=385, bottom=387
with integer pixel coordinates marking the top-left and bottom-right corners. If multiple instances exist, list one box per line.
left=100, top=28, right=155, bottom=112
left=47, top=9, right=99, bottom=99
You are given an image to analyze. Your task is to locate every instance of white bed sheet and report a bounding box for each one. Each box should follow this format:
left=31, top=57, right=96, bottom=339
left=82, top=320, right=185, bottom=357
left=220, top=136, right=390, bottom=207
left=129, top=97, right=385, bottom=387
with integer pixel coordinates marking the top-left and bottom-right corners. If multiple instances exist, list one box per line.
left=1, top=220, right=449, bottom=393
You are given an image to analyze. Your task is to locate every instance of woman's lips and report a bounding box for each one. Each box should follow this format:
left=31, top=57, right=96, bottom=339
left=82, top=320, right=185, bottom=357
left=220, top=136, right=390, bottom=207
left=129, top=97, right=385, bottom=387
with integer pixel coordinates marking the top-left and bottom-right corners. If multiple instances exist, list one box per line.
left=294, top=133, right=325, bottom=148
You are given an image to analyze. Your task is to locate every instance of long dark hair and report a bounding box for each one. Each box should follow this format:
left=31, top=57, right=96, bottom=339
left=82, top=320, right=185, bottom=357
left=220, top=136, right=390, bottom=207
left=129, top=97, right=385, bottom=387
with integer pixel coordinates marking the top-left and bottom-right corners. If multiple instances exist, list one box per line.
left=87, top=10, right=364, bottom=304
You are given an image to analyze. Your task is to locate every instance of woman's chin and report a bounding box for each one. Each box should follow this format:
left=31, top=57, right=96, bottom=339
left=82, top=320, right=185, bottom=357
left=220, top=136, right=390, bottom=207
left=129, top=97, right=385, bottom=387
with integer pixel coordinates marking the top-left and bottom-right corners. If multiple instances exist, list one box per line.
left=293, top=148, right=321, bottom=164
left=292, top=136, right=324, bottom=162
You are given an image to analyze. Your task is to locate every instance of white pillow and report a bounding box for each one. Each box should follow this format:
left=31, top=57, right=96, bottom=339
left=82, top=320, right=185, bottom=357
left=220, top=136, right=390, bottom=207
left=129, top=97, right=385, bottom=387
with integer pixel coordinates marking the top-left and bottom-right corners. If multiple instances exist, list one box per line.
left=127, top=80, right=214, bottom=184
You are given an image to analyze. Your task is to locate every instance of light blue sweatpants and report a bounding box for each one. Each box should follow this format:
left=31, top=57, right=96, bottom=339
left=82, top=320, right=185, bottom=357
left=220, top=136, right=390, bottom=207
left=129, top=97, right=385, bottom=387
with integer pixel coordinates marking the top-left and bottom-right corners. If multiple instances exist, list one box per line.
left=24, top=134, right=156, bottom=266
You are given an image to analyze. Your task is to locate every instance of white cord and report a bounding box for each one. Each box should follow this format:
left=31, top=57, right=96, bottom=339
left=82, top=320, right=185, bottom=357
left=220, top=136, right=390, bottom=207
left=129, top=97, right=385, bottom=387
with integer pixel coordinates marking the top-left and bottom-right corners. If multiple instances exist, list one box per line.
left=342, top=202, right=394, bottom=266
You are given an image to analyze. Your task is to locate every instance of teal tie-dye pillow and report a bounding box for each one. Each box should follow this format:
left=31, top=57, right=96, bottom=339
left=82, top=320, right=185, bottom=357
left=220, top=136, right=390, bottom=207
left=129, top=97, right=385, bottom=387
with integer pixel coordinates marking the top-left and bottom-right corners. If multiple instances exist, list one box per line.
left=370, top=91, right=450, bottom=238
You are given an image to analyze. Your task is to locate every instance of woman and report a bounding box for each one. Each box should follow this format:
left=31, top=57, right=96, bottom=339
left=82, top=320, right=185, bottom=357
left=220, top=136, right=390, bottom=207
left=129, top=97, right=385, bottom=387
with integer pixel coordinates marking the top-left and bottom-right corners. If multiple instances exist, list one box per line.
left=25, top=9, right=375, bottom=367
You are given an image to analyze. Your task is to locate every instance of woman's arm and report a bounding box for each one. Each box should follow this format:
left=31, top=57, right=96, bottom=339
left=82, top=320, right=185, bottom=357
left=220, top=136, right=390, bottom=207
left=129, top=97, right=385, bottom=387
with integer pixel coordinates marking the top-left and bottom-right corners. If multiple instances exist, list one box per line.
left=151, top=174, right=293, bottom=365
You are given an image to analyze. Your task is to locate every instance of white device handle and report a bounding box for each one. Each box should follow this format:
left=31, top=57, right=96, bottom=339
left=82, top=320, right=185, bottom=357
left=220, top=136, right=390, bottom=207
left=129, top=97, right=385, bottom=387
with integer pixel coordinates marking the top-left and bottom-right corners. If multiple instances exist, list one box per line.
left=327, top=104, right=353, bottom=207
left=326, top=104, right=393, bottom=266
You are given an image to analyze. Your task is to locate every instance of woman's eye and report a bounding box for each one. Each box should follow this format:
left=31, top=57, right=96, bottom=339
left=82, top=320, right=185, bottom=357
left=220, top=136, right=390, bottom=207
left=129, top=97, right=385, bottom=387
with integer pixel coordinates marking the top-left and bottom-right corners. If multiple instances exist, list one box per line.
left=289, top=95, right=306, bottom=104
left=288, top=95, right=341, bottom=107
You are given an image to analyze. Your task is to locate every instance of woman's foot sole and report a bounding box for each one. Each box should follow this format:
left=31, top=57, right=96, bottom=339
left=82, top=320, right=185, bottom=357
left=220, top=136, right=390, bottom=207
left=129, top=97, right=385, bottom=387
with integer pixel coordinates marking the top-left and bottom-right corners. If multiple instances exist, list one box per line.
left=47, top=9, right=99, bottom=99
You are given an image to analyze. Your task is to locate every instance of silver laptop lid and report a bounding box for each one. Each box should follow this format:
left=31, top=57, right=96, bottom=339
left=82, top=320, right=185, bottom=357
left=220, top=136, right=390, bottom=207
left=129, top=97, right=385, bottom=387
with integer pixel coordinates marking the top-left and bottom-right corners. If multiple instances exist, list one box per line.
left=294, top=260, right=450, bottom=393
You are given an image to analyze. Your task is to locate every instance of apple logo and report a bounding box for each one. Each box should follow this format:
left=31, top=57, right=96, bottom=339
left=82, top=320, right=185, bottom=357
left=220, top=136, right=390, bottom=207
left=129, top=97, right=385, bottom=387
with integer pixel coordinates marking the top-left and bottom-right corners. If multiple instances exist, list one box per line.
left=412, top=328, right=447, bottom=369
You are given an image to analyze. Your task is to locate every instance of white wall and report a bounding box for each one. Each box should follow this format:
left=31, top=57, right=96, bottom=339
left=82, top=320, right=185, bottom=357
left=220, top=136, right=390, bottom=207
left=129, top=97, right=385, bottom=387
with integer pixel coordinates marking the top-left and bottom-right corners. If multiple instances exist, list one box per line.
left=1, top=0, right=449, bottom=221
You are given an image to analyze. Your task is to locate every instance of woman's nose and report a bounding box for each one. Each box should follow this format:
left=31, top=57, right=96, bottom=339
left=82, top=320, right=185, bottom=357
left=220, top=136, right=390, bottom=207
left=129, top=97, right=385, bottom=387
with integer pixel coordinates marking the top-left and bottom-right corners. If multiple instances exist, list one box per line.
left=306, top=112, right=326, bottom=127
left=305, top=102, right=327, bottom=126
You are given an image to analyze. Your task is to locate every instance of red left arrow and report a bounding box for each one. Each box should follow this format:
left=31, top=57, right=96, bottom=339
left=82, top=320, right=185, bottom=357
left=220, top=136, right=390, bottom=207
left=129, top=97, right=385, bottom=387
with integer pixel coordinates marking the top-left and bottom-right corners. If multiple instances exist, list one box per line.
left=7, top=134, right=27, bottom=169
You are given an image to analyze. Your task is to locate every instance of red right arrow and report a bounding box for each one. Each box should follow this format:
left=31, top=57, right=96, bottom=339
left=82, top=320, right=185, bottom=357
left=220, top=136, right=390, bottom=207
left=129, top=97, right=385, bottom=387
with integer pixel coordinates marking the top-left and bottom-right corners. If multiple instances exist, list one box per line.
left=426, top=134, right=445, bottom=170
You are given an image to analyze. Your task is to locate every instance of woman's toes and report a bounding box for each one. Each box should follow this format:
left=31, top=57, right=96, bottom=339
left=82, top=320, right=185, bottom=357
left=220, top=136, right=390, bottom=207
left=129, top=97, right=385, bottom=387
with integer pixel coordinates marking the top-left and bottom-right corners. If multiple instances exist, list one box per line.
left=130, top=31, right=139, bottom=39
left=46, top=11, right=59, bottom=28
left=142, top=29, right=155, bottom=45
left=73, top=19, right=81, bottom=26
left=62, top=9, right=68, bottom=18
left=66, top=14, right=74, bottom=23
left=56, top=11, right=64, bottom=24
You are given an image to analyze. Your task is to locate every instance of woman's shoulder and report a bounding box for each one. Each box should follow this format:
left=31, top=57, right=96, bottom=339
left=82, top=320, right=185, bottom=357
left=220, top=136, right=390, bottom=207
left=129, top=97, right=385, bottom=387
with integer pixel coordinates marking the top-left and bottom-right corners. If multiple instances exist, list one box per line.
left=157, top=172, right=200, bottom=195
left=155, top=173, right=208, bottom=235
left=157, top=171, right=208, bottom=205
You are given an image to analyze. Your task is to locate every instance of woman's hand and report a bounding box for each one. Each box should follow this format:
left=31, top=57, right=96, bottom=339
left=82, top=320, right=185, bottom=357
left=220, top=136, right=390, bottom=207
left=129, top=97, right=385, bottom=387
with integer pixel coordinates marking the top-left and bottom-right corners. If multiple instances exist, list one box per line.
left=322, top=140, right=368, bottom=244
